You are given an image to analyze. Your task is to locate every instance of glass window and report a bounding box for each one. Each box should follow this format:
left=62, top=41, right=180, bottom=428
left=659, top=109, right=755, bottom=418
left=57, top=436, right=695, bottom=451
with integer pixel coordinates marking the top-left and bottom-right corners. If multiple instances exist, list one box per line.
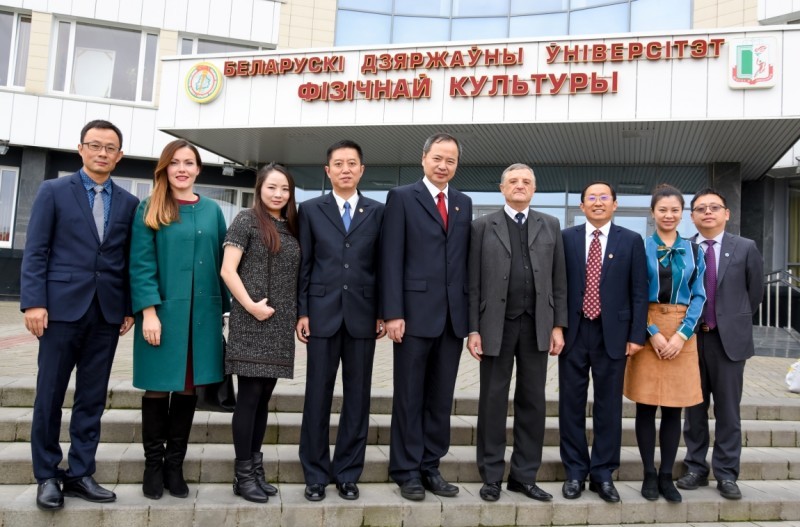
left=451, top=17, right=508, bottom=41
left=338, top=0, right=393, bottom=12
left=180, top=38, right=194, bottom=55
left=631, top=0, right=691, bottom=32
left=571, top=0, right=626, bottom=8
left=334, top=10, right=392, bottom=46
left=197, top=39, right=257, bottom=54
left=0, top=167, right=19, bottom=248
left=511, top=0, right=568, bottom=15
left=195, top=185, right=239, bottom=225
left=393, top=16, right=450, bottom=44
left=569, top=2, right=629, bottom=34
left=113, top=177, right=152, bottom=200
left=452, top=0, right=507, bottom=17
left=51, top=21, right=158, bottom=103
left=0, top=12, right=12, bottom=86
left=0, top=12, right=31, bottom=87
left=510, top=12, right=568, bottom=37
left=395, top=0, right=450, bottom=17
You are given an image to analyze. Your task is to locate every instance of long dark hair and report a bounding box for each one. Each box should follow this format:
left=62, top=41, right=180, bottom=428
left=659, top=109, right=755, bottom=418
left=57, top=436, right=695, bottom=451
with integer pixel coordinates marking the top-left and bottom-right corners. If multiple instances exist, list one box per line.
left=252, top=162, right=298, bottom=253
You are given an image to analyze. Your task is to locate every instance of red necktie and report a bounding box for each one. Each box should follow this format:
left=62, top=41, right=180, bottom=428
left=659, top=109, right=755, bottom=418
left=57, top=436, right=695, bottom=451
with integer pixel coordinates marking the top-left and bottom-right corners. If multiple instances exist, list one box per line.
left=583, top=229, right=602, bottom=319
left=436, top=192, right=448, bottom=230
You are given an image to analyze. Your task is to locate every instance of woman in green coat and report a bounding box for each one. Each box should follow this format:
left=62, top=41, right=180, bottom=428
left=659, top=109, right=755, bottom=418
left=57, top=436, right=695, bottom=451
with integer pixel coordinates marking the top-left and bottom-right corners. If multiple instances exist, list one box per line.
left=129, top=139, right=229, bottom=501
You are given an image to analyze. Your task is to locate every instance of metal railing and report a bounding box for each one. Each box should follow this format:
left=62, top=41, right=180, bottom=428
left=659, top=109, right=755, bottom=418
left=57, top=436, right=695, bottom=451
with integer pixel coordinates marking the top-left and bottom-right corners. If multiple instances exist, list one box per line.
left=759, top=269, right=800, bottom=329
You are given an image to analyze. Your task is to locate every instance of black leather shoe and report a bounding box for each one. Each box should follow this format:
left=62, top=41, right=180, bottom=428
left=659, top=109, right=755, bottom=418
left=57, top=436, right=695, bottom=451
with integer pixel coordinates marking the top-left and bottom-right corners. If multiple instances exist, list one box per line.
left=336, top=482, right=359, bottom=500
left=304, top=483, right=326, bottom=501
left=717, top=480, right=742, bottom=500
left=589, top=481, right=620, bottom=503
left=676, top=472, right=709, bottom=490
left=399, top=478, right=426, bottom=501
left=63, top=476, right=116, bottom=503
left=36, top=478, right=64, bottom=510
left=422, top=474, right=459, bottom=497
left=507, top=477, right=552, bottom=502
left=479, top=481, right=501, bottom=502
left=562, top=479, right=584, bottom=499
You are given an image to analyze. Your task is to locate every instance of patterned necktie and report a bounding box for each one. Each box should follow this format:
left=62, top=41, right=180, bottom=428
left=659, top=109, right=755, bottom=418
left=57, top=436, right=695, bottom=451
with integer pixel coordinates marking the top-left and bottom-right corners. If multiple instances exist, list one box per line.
left=436, top=192, right=448, bottom=230
left=583, top=229, right=602, bottom=319
left=515, top=212, right=525, bottom=226
left=704, top=240, right=717, bottom=329
left=93, top=185, right=105, bottom=242
left=342, top=201, right=351, bottom=232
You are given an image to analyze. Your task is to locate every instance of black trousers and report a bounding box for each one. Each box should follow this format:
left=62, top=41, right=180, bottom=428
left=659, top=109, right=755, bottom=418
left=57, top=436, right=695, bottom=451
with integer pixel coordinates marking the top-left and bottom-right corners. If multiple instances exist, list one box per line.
left=299, top=324, right=376, bottom=485
left=388, top=319, right=462, bottom=484
left=682, top=328, right=746, bottom=481
left=31, top=296, right=120, bottom=482
left=558, top=316, right=626, bottom=483
left=476, top=313, right=547, bottom=484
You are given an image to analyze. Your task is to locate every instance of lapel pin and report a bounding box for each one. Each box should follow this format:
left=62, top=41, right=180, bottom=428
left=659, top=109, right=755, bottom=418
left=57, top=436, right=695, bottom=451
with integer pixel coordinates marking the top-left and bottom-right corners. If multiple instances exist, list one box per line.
left=359, top=208, right=363, bottom=213
left=725, top=252, right=730, bottom=257
left=455, top=206, right=460, bottom=212
left=608, top=254, right=614, bottom=259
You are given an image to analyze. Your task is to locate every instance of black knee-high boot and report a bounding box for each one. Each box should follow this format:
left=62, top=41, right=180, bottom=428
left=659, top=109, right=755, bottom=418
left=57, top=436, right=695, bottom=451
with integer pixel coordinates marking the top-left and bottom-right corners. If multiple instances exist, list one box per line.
left=141, top=396, right=170, bottom=499
left=163, top=393, right=197, bottom=498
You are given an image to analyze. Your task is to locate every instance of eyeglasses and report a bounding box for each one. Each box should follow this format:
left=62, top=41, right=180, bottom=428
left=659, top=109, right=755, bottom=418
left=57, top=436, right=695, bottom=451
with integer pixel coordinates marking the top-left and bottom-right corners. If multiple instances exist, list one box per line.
left=692, top=204, right=726, bottom=214
left=82, top=142, right=120, bottom=154
left=585, top=194, right=612, bottom=203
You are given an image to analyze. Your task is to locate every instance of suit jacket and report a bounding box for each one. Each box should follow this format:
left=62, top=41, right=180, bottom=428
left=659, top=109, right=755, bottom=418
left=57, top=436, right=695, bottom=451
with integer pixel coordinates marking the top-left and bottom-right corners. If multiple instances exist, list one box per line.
left=297, top=192, right=384, bottom=339
left=380, top=179, right=472, bottom=339
left=695, top=232, right=764, bottom=361
left=562, top=222, right=649, bottom=358
left=468, top=208, right=568, bottom=355
left=20, top=172, right=139, bottom=324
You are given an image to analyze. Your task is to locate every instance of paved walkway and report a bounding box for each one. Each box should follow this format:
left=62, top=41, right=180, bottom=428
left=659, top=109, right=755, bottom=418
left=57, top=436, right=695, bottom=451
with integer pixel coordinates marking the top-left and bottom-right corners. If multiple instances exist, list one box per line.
left=1, top=301, right=799, bottom=401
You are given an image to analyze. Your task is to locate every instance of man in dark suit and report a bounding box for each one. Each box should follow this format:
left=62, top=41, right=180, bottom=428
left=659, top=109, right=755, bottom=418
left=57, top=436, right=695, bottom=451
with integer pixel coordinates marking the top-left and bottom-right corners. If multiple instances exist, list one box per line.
left=296, top=140, right=385, bottom=502
left=677, top=188, right=764, bottom=500
left=21, top=120, right=139, bottom=510
left=468, top=163, right=568, bottom=502
left=381, top=133, right=472, bottom=501
left=559, top=181, right=648, bottom=502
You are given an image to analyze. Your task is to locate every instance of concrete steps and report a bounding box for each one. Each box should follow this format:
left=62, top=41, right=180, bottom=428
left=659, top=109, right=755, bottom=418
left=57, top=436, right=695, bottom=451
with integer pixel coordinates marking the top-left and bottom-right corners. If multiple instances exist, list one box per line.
left=1, top=407, right=799, bottom=449
left=2, top=378, right=799, bottom=525
left=0, top=482, right=799, bottom=527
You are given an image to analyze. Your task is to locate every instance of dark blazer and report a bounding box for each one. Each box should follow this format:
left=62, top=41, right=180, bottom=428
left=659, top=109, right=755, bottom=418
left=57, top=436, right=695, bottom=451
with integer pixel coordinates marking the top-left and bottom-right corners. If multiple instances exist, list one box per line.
left=695, top=232, right=763, bottom=360
left=297, top=193, right=384, bottom=338
left=562, top=223, right=649, bottom=357
left=468, top=208, right=568, bottom=354
left=380, top=180, right=472, bottom=338
left=20, top=172, right=139, bottom=324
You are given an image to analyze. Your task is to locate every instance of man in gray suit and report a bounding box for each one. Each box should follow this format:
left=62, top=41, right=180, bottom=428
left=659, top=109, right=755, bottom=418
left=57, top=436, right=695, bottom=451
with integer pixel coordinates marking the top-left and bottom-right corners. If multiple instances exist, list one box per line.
left=677, top=188, right=763, bottom=500
left=467, top=163, right=568, bottom=502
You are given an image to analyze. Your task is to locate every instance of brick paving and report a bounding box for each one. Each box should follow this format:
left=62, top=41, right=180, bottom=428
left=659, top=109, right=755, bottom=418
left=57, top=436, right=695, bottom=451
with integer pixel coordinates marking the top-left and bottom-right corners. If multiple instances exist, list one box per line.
left=2, top=301, right=798, bottom=402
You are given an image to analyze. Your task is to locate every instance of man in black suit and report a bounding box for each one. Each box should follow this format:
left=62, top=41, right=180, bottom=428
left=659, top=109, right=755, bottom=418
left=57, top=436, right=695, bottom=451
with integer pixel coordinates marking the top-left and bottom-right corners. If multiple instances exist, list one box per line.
left=467, top=164, right=568, bottom=502
left=296, top=140, right=385, bottom=501
left=21, top=120, right=139, bottom=510
left=559, top=181, right=648, bottom=502
left=677, top=188, right=764, bottom=500
left=381, top=133, right=472, bottom=501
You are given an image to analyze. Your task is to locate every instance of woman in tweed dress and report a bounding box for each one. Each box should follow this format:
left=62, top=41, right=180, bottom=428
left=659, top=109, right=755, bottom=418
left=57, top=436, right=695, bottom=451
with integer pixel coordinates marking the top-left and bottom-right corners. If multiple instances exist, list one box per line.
left=220, top=163, right=300, bottom=503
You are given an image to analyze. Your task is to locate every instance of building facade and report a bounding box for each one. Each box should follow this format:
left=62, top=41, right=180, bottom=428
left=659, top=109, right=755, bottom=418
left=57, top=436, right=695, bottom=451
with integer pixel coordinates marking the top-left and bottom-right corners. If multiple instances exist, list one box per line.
left=1, top=0, right=799, bottom=296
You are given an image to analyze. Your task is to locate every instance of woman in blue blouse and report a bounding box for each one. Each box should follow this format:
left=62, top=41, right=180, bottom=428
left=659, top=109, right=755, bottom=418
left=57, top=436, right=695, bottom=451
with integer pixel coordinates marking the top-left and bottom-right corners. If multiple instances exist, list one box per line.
left=623, top=184, right=705, bottom=503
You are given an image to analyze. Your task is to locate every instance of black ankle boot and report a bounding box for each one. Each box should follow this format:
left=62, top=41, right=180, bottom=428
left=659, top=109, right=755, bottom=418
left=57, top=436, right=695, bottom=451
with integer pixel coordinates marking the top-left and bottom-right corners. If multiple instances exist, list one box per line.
left=233, top=458, right=269, bottom=503
left=641, top=471, right=658, bottom=500
left=163, top=393, right=197, bottom=498
left=141, top=396, right=169, bottom=499
left=252, top=452, right=278, bottom=496
left=658, top=473, right=682, bottom=502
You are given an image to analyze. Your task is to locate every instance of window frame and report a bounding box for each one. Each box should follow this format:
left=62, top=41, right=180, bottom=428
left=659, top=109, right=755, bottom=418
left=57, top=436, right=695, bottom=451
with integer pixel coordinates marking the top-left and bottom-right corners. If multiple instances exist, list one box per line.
left=48, top=18, right=159, bottom=104
left=0, top=166, right=20, bottom=249
left=1, top=10, right=31, bottom=89
left=178, top=35, right=264, bottom=56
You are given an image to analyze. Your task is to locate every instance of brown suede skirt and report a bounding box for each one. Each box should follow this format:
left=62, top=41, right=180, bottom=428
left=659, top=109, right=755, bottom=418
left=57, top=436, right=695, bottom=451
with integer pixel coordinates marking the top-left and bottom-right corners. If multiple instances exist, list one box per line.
left=623, top=303, right=703, bottom=408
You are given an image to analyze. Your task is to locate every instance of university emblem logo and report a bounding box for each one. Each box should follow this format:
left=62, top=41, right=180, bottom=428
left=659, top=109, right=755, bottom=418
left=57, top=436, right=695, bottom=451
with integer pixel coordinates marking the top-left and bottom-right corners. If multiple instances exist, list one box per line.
left=185, top=62, right=223, bottom=103
left=728, top=37, right=777, bottom=89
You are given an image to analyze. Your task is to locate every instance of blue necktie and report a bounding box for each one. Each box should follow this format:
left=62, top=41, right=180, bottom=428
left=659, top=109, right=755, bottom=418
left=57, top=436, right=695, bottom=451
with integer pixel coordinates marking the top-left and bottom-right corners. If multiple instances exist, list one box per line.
left=342, top=201, right=351, bottom=232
